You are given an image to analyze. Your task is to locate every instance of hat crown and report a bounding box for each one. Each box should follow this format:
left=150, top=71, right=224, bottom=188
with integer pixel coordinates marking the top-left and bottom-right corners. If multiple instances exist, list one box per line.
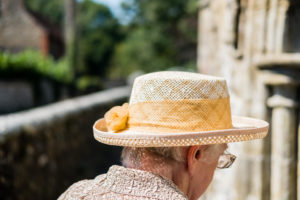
left=94, top=71, right=269, bottom=147
left=130, top=71, right=229, bottom=104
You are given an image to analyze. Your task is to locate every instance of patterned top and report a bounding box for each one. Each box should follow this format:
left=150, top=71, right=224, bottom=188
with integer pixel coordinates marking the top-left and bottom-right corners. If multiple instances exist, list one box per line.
left=58, top=165, right=188, bottom=200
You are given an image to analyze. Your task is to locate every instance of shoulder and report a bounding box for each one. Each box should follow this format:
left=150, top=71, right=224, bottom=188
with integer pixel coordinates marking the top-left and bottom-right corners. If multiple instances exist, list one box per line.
left=57, top=174, right=106, bottom=200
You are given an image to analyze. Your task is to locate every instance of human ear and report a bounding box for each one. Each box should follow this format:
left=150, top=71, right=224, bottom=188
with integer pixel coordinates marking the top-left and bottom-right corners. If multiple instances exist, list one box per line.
left=187, top=145, right=206, bottom=175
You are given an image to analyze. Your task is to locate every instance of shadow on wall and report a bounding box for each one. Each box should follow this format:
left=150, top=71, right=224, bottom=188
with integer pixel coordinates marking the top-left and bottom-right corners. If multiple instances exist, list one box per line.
left=0, top=87, right=130, bottom=200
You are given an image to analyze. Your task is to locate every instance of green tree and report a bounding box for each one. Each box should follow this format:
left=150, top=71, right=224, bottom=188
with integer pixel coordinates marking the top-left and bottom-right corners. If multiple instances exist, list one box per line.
left=26, top=0, right=64, bottom=25
left=26, top=0, right=122, bottom=77
left=110, top=0, right=198, bottom=78
left=77, top=0, right=123, bottom=76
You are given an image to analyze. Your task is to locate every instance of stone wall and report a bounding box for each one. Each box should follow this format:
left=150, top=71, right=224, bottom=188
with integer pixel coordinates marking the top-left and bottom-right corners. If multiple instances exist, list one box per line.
left=0, top=86, right=130, bottom=200
left=0, top=0, right=44, bottom=52
left=0, top=81, right=34, bottom=114
left=0, top=78, right=71, bottom=115
left=197, top=0, right=300, bottom=200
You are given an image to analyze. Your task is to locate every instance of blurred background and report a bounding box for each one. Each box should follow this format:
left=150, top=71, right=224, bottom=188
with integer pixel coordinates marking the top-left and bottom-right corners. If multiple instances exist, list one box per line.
left=0, top=0, right=197, bottom=115
left=0, top=0, right=299, bottom=200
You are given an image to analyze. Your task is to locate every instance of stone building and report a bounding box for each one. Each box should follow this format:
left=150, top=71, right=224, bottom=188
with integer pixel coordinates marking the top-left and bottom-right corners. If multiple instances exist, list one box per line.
left=0, top=0, right=66, bottom=114
left=0, top=0, right=64, bottom=59
left=197, top=0, right=300, bottom=200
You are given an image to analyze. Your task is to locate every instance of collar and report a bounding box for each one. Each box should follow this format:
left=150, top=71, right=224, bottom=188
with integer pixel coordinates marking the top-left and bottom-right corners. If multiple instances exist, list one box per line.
left=102, top=165, right=188, bottom=199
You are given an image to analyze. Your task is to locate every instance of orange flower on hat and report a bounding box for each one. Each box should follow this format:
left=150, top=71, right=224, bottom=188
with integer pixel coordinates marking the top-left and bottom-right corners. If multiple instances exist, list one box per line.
left=104, top=103, right=129, bottom=132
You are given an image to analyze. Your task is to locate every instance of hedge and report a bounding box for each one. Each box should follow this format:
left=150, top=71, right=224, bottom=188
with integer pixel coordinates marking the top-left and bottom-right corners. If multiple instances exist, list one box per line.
left=0, top=50, right=73, bottom=83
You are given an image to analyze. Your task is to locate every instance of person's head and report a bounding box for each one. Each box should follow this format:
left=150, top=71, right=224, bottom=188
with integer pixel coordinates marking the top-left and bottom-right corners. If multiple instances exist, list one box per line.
left=93, top=71, right=269, bottom=198
left=121, top=144, right=230, bottom=199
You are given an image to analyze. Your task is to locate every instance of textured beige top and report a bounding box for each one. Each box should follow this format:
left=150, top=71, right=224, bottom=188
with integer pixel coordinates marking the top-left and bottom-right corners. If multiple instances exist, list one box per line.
left=58, top=165, right=188, bottom=200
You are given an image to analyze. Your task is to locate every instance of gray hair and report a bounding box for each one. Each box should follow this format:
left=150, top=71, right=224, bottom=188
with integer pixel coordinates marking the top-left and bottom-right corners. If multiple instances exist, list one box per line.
left=121, top=147, right=185, bottom=167
left=121, top=144, right=225, bottom=167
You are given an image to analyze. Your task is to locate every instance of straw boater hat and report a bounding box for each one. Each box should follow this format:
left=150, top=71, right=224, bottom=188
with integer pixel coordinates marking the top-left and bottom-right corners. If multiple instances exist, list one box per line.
left=93, top=71, right=269, bottom=147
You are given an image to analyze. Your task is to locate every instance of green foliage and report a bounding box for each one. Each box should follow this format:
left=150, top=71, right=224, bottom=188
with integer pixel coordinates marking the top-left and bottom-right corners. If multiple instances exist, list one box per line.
left=76, top=75, right=103, bottom=92
left=25, top=0, right=64, bottom=25
left=25, top=0, right=198, bottom=80
left=0, top=51, right=73, bottom=83
left=26, top=0, right=122, bottom=77
left=110, top=28, right=174, bottom=77
left=77, top=0, right=123, bottom=76
left=110, top=0, right=198, bottom=78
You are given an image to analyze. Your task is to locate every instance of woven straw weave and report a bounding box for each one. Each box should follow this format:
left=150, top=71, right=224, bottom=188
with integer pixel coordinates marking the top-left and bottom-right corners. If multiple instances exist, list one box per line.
left=128, top=98, right=232, bottom=133
left=128, top=71, right=232, bottom=133
left=93, top=71, right=269, bottom=147
left=130, top=71, right=229, bottom=104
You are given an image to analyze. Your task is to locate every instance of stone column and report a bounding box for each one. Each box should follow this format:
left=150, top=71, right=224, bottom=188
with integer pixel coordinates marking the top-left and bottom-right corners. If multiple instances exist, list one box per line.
left=298, top=110, right=300, bottom=200
left=267, top=85, right=298, bottom=200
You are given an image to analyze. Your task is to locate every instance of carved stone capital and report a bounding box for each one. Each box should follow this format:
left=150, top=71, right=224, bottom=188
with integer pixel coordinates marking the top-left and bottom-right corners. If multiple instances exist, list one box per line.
left=255, top=53, right=300, bottom=86
left=267, top=94, right=299, bottom=108
left=267, top=86, right=298, bottom=108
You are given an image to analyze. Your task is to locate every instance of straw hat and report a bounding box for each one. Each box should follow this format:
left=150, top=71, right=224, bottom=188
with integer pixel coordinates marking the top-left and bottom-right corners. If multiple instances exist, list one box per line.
left=93, top=71, right=269, bottom=147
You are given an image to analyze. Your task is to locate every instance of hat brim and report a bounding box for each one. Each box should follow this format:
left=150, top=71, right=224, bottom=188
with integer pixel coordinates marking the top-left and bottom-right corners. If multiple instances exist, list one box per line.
left=93, top=116, right=269, bottom=147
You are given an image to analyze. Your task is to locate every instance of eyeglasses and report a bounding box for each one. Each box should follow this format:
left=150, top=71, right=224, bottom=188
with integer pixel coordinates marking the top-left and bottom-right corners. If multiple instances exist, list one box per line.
left=217, top=151, right=236, bottom=169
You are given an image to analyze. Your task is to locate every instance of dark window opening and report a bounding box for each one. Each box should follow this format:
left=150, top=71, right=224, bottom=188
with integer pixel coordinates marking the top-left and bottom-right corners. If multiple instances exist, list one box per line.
left=0, top=0, right=2, bottom=17
left=234, top=0, right=241, bottom=50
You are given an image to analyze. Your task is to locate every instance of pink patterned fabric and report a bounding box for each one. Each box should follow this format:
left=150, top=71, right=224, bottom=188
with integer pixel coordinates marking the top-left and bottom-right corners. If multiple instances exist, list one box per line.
left=58, top=165, right=188, bottom=200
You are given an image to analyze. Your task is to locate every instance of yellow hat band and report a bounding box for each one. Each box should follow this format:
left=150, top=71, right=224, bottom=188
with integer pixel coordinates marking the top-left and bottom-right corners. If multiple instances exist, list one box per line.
left=128, top=98, right=233, bottom=133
